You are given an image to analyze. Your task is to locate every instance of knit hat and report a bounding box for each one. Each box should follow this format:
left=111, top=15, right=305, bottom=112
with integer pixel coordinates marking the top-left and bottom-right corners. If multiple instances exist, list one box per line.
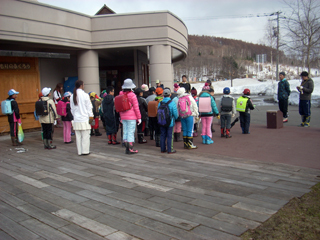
left=141, top=84, right=149, bottom=91
left=202, top=86, right=210, bottom=91
left=163, top=89, right=171, bottom=97
left=206, top=79, right=212, bottom=85
left=122, top=78, right=136, bottom=89
left=155, top=87, right=163, bottom=96
left=177, top=87, right=185, bottom=96
left=64, top=91, right=72, bottom=97
left=191, top=87, right=197, bottom=97
left=174, top=83, right=180, bottom=92
left=8, top=89, right=19, bottom=96
left=41, top=87, right=51, bottom=96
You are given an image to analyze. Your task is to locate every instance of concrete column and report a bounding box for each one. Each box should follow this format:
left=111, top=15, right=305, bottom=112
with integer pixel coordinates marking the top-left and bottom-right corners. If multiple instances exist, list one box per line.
left=77, top=50, right=100, bottom=94
left=149, top=45, right=173, bottom=88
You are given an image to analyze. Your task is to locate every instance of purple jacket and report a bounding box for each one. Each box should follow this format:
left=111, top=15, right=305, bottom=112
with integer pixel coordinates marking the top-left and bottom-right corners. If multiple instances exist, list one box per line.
left=119, top=91, right=141, bottom=121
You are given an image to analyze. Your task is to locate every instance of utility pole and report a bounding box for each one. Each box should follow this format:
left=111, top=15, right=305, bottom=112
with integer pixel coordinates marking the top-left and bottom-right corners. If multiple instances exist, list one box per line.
left=276, top=11, right=280, bottom=81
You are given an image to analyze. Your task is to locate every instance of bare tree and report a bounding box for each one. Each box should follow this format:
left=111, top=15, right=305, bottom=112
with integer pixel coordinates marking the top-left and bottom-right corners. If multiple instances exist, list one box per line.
left=261, top=19, right=278, bottom=49
left=283, top=0, right=320, bottom=73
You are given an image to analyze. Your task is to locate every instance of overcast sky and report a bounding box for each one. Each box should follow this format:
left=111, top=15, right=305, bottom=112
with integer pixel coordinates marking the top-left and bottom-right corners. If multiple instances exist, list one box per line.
left=38, top=0, right=289, bottom=44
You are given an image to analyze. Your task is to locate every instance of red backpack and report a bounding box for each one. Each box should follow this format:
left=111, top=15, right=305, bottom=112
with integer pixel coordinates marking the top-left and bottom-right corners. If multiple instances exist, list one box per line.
left=114, top=93, right=131, bottom=112
left=56, top=100, right=68, bottom=117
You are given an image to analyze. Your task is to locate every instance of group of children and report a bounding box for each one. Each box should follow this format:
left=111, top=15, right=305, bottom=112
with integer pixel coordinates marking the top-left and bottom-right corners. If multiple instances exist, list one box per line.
left=3, top=79, right=255, bottom=156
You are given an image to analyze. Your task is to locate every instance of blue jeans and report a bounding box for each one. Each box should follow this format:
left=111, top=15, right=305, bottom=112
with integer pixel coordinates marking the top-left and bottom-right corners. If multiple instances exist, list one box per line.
left=160, top=126, right=173, bottom=152
left=181, top=116, right=194, bottom=137
left=122, top=120, right=136, bottom=142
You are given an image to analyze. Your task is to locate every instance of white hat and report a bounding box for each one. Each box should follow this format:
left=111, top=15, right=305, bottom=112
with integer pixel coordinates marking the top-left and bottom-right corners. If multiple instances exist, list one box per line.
left=42, top=87, right=51, bottom=96
left=177, top=87, right=185, bottom=96
left=141, top=84, right=149, bottom=91
left=122, top=79, right=136, bottom=89
left=8, top=89, right=19, bottom=96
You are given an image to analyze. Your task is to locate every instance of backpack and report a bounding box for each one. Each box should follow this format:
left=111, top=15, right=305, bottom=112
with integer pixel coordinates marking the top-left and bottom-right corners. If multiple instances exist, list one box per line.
left=35, top=100, right=49, bottom=116
left=56, top=100, right=68, bottom=117
left=178, top=96, right=192, bottom=118
left=114, top=94, right=131, bottom=112
left=1, top=99, right=13, bottom=115
left=221, top=96, right=233, bottom=112
left=198, top=97, right=212, bottom=113
left=157, top=100, right=172, bottom=127
left=148, top=100, right=159, bottom=117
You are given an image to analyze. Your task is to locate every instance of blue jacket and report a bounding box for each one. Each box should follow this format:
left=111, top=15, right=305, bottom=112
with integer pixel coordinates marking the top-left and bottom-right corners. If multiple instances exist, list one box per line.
left=277, top=78, right=291, bottom=100
left=197, top=91, right=219, bottom=116
left=158, top=97, right=179, bottom=127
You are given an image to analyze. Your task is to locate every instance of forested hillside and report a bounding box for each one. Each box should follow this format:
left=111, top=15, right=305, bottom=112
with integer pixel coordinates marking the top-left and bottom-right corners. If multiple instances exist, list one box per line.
left=173, top=35, right=289, bottom=81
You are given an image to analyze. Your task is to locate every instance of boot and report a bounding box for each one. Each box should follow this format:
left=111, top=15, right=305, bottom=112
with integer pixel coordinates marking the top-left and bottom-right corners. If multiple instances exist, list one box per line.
left=221, top=128, right=225, bottom=138
left=155, top=134, right=161, bottom=147
left=108, top=134, right=112, bottom=145
left=187, top=137, right=197, bottom=149
left=90, top=128, right=94, bottom=136
left=176, top=132, right=182, bottom=142
left=47, top=140, right=56, bottom=149
left=128, top=142, right=138, bottom=154
left=15, top=137, right=23, bottom=145
left=201, top=135, right=206, bottom=144
left=174, top=133, right=178, bottom=142
left=11, top=137, right=18, bottom=146
left=183, top=137, right=188, bottom=149
left=124, top=142, right=129, bottom=154
left=144, top=128, right=149, bottom=137
left=304, top=116, right=311, bottom=127
left=226, top=129, right=232, bottom=138
left=211, top=123, right=215, bottom=133
left=43, top=139, right=49, bottom=149
left=112, top=134, right=120, bottom=145
left=95, top=129, right=102, bottom=136
left=193, top=131, right=198, bottom=137
left=300, top=115, right=306, bottom=127
left=138, top=133, right=147, bottom=144
left=206, top=135, right=214, bottom=144
left=150, top=131, right=154, bottom=140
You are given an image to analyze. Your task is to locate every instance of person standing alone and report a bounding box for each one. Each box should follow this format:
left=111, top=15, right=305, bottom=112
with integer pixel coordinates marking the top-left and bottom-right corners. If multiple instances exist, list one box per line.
left=297, top=71, right=314, bottom=127
left=277, top=72, right=291, bottom=123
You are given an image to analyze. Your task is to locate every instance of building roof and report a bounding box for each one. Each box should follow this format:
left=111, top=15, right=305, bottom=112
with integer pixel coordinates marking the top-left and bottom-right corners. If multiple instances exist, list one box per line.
left=95, top=4, right=115, bottom=15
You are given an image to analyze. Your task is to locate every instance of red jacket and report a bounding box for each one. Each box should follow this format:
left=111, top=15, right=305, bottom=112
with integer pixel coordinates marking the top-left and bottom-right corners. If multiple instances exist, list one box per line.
left=119, top=91, right=141, bottom=120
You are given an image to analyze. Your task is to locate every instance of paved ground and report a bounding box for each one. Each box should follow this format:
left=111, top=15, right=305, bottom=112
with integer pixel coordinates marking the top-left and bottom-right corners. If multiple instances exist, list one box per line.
left=0, top=103, right=320, bottom=240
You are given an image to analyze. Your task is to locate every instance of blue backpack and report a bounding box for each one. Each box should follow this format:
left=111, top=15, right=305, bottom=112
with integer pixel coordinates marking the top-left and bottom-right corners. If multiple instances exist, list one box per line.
left=1, top=99, right=13, bottom=115
left=157, top=100, right=172, bottom=127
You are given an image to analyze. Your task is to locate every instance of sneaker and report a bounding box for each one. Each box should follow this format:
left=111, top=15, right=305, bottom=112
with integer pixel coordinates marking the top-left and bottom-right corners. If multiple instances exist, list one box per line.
left=283, top=118, right=288, bottom=123
left=168, top=150, right=176, bottom=154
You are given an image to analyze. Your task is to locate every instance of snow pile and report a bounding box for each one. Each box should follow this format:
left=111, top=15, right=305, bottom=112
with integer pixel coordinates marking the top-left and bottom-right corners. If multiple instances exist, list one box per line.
left=191, top=77, right=320, bottom=106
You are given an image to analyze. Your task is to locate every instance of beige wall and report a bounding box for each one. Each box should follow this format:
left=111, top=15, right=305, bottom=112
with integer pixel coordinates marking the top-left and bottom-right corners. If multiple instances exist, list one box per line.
left=1, top=0, right=188, bottom=56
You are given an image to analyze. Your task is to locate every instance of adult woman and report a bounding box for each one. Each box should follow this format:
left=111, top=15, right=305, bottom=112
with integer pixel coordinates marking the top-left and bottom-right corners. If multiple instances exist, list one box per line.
left=53, top=83, right=63, bottom=127
left=118, top=79, right=141, bottom=154
left=70, top=80, right=94, bottom=155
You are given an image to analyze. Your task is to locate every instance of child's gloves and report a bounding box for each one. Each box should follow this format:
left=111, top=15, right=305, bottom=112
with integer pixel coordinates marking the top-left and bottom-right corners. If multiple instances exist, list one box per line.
left=137, top=119, right=142, bottom=125
left=89, top=117, right=94, bottom=124
left=216, top=114, right=220, bottom=119
left=232, top=114, right=235, bottom=118
left=54, top=120, right=57, bottom=125
left=18, top=119, right=22, bottom=124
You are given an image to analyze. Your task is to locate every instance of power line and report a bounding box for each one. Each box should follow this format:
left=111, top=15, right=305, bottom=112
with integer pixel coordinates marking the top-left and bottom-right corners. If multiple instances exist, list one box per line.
left=182, top=12, right=278, bottom=21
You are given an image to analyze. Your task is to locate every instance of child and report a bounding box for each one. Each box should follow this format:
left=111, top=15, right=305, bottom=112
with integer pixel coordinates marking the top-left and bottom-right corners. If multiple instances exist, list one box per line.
left=172, top=84, right=182, bottom=142
left=177, top=87, right=199, bottom=149
left=61, top=92, right=73, bottom=144
left=198, top=85, right=219, bottom=144
left=135, top=88, right=148, bottom=143
left=148, top=87, right=164, bottom=147
left=6, top=89, right=22, bottom=146
left=119, top=79, right=141, bottom=154
left=236, top=88, right=255, bottom=134
left=89, top=92, right=102, bottom=136
left=191, top=87, right=199, bottom=137
left=102, top=86, right=120, bottom=145
left=39, top=87, right=58, bottom=149
left=53, top=83, right=63, bottom=128
left=158, top=88, right=179, bottom=154
left=219, top=87, right=236, bottom=138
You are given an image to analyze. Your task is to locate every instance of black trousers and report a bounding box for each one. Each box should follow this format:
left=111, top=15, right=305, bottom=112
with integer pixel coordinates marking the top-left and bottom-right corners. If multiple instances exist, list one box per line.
left=278, top=99, right=288, bottom=118
left=149, top=117, right=160, bottom=136
left=42, top=123, right=54, bottom=140
left=9, top=122, right=18, bottom=137
left=239, top=112, right=251, bottom=134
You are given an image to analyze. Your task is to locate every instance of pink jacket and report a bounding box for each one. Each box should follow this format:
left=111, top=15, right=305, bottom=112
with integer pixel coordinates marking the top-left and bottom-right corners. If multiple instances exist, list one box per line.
left=119, top=91, right=141, bottom=121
